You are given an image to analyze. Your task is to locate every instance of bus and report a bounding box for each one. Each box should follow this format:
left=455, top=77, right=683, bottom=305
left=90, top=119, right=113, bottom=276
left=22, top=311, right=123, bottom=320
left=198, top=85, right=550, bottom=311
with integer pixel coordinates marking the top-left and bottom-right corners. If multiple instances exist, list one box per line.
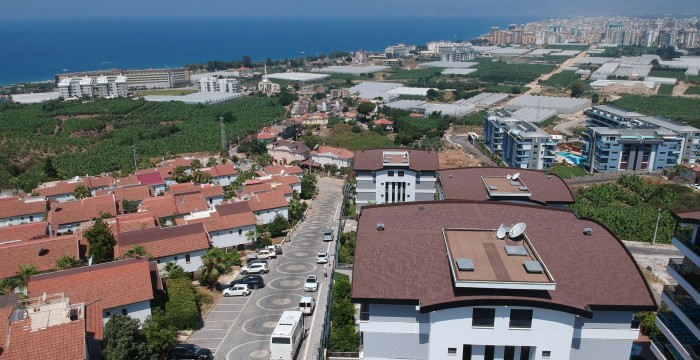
left=270, top=311, right=305, bottom=360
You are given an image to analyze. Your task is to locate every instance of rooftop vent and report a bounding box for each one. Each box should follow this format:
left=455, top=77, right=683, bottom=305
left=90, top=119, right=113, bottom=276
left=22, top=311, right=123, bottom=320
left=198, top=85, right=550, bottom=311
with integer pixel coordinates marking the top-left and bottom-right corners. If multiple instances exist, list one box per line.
left=489, top=185, right=498, bottom=190
left=583, top=227, right=593, bottom=236
left=524, top=260, right=543, bottom=273
left=456, top=258, right=474, bottom=271
left=519, top=186, right=529, bottom=191
left=376, top=223, right=385, bottom=231
left=505, top=246, right=528, bottom=256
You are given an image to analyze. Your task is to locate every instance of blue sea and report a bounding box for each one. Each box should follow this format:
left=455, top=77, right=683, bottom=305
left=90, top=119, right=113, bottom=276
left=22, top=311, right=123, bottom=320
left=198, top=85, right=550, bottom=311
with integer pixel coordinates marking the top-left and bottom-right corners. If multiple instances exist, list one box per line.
left=0, top=17, right=537, bottom=85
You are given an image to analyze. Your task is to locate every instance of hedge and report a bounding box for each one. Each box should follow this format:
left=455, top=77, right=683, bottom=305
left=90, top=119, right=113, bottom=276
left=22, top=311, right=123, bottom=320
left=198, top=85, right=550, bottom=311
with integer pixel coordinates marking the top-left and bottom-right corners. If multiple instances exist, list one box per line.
left=165, top=278, right=200, bottom=330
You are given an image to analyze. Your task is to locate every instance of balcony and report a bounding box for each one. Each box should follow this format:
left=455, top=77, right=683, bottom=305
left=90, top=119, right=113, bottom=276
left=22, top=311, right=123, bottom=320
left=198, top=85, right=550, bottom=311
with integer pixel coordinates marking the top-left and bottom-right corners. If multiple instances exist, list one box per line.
left=662, top=286, right=700, bottom=339
left=652, top=336, right=684, bottom=360
left=656, top=310, right=700, bottom=359
left=674, top=232, right=700, bottom=266
left=668, top=258, right=700, bottom=305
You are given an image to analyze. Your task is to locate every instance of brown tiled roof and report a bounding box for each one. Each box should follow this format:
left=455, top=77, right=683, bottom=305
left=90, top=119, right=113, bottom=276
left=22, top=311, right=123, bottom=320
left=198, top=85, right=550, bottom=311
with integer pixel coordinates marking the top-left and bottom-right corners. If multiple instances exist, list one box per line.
left=672, top=209, right=700, bottom=224
left=246, top=191, right=289, bottom=212
left=311, top=146, right=355, bottom=160
left=34, top=180, right=85, bottom=198
left=206, top=164, right=238, bottom=178
left=437, top=167, right=574, bottom=205
left=139, top=193, right=208, bottom=219
left=48, top=195, right=117, bottom=231
left=5, top=317, right=86, bottom=360
left=200, top=184, right=224, bottom=198
left=113, top=175, right=141, bottom=187
left=271, top=140, right=311, bottom=155
left=84, top=175, right=115, bottom=189
left=28, top=258, right=155, bottom=315
left=114, top=212, right=158, bottom=233
left=352, top=201, right=656, bottom=316
left=240, top=183, right=292, bottom=199
left=0, top=197, right=46, bottom=219
left=0, top=222, right=48, bottom=242
left=186, top=210, right=257, bottom=232
left=268, top=175, right=301, bottom=186
left=216, top=202, right=252, bottom=216
left=169, top=183, right=223, bottom=198
left=353, top=149, right=439, bottom=172
left=116, top=223, right=210, bottom=258
left=263, top=165, right=303, bottom=176
left=0, top=234, right=80, bottom=278
left=373, top=118, right=394, bottom=126
left=95, top=186, right=152, bottom=211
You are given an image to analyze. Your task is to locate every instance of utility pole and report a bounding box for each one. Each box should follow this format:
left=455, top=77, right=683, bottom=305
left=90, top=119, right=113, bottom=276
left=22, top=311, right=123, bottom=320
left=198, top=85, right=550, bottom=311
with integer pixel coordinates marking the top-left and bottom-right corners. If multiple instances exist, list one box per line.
left=652, top=208, right=662, bottom=246
left=219, top=116, right=226, bottom=155
left=132, top=146, right=137, bottom=171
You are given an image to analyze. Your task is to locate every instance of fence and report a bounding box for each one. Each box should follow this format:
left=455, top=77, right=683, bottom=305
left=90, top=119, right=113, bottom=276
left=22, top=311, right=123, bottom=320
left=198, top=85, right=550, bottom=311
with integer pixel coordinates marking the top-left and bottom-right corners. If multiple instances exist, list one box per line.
left=315, top=217, right=345, bottom=360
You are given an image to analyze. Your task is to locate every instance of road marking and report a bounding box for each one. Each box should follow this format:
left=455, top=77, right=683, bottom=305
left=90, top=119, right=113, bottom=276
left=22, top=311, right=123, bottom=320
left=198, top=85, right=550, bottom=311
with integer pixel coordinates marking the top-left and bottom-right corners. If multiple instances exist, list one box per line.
left=209, top=310, right=241, bottom=312
left=206, top=320, right=236, bottom=323
left=301, top=282, right=324, bottom=359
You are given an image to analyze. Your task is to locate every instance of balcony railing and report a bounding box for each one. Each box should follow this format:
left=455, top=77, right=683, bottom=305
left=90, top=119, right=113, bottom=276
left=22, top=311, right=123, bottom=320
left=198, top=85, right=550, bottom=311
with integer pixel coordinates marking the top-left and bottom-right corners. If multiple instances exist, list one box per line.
left=652, top=336, right=685, bottom=360
left=663, top=285, right=700, bottom=332
left=668, top=258, right=700, bottom=295
left=675, top=231, right=700, bottom=259
left=657, top=310, right=700, bottom=358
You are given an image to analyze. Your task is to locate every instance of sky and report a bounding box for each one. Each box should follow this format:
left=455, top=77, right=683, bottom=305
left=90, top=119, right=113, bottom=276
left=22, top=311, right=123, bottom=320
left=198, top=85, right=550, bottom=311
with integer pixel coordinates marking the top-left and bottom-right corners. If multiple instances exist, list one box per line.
left=2, top=0, right=699, bottom=21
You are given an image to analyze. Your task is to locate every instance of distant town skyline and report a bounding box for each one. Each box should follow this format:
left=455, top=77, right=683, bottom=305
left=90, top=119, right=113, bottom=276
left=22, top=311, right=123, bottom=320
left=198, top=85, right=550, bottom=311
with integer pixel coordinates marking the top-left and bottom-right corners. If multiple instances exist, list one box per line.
left=3, top=0, right=700, bottom=21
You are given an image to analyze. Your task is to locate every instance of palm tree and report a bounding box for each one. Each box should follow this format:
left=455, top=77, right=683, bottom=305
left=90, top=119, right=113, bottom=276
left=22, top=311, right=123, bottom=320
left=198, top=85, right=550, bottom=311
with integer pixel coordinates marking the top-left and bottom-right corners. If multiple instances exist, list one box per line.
left=172, top=166, right=190, bottom=183
left=16, top=264, right=38, bottom=292
left=207, top=157, right=217, bottom=167
left=198, top=248, right=228, bottom=288
left=55, top=255, right=82, bottom=270
left=123, top=245, right=151, bottom=259
left=163, top=262, right=187, bottom=279
left=74, top=185, right=90, bottom=199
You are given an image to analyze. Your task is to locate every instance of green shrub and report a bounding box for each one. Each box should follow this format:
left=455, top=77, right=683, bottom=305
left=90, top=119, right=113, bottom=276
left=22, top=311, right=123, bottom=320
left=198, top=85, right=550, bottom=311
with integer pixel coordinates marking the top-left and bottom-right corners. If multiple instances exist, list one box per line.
left=164, top=278, right=200, bottom=330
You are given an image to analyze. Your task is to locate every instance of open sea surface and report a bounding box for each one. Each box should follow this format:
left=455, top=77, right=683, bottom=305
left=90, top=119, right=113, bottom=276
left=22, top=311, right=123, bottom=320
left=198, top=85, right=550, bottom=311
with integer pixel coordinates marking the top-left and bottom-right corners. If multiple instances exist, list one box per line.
left=0, top=16, right=537, bottom=85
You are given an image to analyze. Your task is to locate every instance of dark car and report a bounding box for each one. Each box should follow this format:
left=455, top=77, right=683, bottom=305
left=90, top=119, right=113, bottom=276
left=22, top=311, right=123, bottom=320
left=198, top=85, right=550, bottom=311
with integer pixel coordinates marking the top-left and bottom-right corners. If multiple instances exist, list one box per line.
left=167, top=344, right=213, bottom=360
left=232, top=274, right=265, bottom=289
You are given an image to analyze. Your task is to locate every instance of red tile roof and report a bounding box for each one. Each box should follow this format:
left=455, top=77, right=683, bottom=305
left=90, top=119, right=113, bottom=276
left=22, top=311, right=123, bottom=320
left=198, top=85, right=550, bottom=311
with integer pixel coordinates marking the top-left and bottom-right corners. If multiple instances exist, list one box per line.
left=114, top=212, right=158, bottom=233
left=206, top=164, right=238, bottom=178
left=28, top=258, right=155, bottom=322
left=5, top=317, right=86, bottom=360
left=116, top=223, right=210, bottom=258
left=373, top=118, right=394, bottom=126
left=246, top=191, right=289, bottom=212
left=34, top=180, right=85, bottom=198
left=216, top=201, right=252, bottom=216
left=0, top=197, right=46, bottom=219
left=311, top=146, right=354, bottom=160
left=269, top=175, right=301, bottom=186
left=240, top=183, right=292, bottom=199
left=0, top=222, right=48, bottom=242
left=263, top=165, right=303, bottom=176
left=138, top=167, right=175, bottom=180
left=48, top=195, right=117, bottom=231
left=185, top=210, right=257, bottom=232
left=0, top=234, right=80, bottom=278
left=84, top=175, right=115, bottom=189
left=354, top=149, right=439, bottom=172
left=168, top=183, right=223, bottom=199
left=352, top=201, right=657, bottom=316
left=200, top=184, right=224, bottom=198
left=257, top=132, right=278, bottom=140
left=95, top=186, right=152, bottom=212
left=139, top=194, right=208, bottom=220
left=135, top=172, right=165, bottom=186
left=437, top=167, right=574, bottom=205
left=113, top=175, right=141, bottom=187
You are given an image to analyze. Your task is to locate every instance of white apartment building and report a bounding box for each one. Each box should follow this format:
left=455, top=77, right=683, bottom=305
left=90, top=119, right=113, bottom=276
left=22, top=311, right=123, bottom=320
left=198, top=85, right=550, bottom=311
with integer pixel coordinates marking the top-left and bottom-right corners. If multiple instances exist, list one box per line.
left=58, top=75, right=127, bottom=99
left=199, top=77, right=241, bottom=94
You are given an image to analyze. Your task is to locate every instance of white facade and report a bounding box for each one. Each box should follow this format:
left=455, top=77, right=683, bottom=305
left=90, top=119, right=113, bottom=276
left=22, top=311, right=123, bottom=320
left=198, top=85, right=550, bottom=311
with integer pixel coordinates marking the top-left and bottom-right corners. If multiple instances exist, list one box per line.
left=199, top=77, right=241, bottom=94
left=46, top=193, right=76, bottom=203
left=361, top=304, right=639, bottom=360
left=212, top=174, right=237, bottom=187
left=310, top=154, right=352, bottom=169
left=155, top=249, right=207, bottom=273
left=0, top=212, right=45, bottom=227
left=103, top=300, right=152, bottom=325
left=253, top=207, right=289, bottom=225
left=208, top=225, right=256, bottom=249
left=355, top=170, right=436, bottom=209
left=205, top=195, right=225, bottom=208
left=58, top=76, right=127, bottom=99
left=56, top=222, right=81, bottom=235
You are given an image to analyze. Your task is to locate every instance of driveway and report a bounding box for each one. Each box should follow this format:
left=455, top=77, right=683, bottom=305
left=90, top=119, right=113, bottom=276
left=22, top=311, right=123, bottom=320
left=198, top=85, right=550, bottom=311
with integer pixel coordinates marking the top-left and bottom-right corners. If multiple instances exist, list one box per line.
left=187, top=177, right=344, bottom=360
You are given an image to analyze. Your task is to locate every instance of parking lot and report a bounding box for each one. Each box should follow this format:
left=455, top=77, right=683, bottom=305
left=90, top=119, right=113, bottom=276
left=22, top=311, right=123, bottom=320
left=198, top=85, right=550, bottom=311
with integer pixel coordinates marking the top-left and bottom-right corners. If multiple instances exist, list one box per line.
left=187, top=177, right=344, bottom=359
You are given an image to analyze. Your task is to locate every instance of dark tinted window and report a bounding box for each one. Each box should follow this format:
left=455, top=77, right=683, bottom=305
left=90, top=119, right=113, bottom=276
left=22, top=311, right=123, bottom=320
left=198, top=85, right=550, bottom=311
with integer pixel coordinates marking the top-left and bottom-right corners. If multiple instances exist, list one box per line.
left=520, top=347, right=531, bottom=360
left=504, top=346, right=515, bottom=360
left=472, top=308, right=495, bottom=327
left=509, top=309, right=533, bottom=328
left=485, top=345, right=495, bottom=360
left=271, top=337, right=291, bottom=344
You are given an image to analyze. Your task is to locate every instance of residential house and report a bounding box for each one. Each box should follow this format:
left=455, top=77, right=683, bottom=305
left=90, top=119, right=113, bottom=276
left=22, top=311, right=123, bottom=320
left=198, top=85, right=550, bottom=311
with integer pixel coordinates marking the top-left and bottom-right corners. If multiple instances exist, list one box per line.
left=301, top=112, right=329, bottom=127
left=354, top=149, right=439, bottom=211
left=240, top=183, right=294, bottom=202
left=135, top=172, right=167, bottom=195
left=310, top=145, right=354, bottom=169
left=267, top=140, right=311, bottom=164
left=343, top=111, right=358, bottom=121
left=278, top=119, right=302, bottom=140
left=263, top=164, right=304, bottom=180
left=265, top=175, right=302, bottom=193
left=680, top=163, right=700, bottom=184
left=353, top=202, right=656, bottom=360
left=95, top=185, right=152, bottom=214
left=205, top=164, right=238, bottom=187
left=0, top=222, right=49, bottom=242
left=34, top=178, right=86, bottom=203
left=257, top=127, right=281, bottom=143
left=138, top=167, right=177, bottom=185
left=48, top=195, right=117, bottom=235
left=138, top=193, right=208, bottom=226
left=245, top=191, right=289, bottom=225
left=0, top=197, right=47, bottom=227
left=112, top=212, right=158, bottom=233
left=184, top=202, right=257, bottom=250
left=0, top=233, right=81, bottom=279
left=28, top=258, right=160, bottom=342
left=83, top=175, right=115, bottom=195
left=168, top=183, right=225, bottom=208
left=373, top=118, right=394, bottom=132
left=116, top=223, right=210, bottom=273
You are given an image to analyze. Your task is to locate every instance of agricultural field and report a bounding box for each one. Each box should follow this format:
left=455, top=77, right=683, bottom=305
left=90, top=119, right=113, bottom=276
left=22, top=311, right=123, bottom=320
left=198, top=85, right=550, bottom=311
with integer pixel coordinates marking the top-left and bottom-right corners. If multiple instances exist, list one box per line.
left=0, top=96, right=286, bottom=191
left=484, top=85, right=529, bottom=94
left=648, top=68, right=700, bottom=83
left=134, top=89, right=198, bottom=97
left=325, top=124, right=395, bottom=151
left=612, top=95, right=700, bottom=125
left=657, top=84, right=674, bottom=95
left=541, top=71, right=580, bottom=89
left=467, top=59, right=556, bottom=84
left=685, top=86, right=700, bottom=95
left=385, top=67, right=444, bottom=80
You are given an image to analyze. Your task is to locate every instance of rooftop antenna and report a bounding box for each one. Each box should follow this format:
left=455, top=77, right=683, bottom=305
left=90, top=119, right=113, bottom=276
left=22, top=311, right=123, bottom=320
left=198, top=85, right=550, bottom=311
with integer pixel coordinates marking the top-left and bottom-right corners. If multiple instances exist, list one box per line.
left=512, top=172, right=520, bottom=180
left=509, top=222, right=527, bottom=238
left=496, top=224, right=507, bottom=239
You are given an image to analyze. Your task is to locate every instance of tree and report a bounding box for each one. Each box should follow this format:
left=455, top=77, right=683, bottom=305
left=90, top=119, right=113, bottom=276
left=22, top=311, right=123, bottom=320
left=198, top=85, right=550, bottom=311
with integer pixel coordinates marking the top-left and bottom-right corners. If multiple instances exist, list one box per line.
left=570, top=80, right=585, bottom=98
left=103, top=315, right=151, bottom=360
left=123, top=245, right=151, bottom=259
left=121, top=199, right=140, bottom=214
left=300, top=173, right=317, bottom=200
left=171, top=166, right=190, bottom=183
left=591, top=93, right=600, bottom=104
left=85, top=218, right=116, bottom=264
left=190, top=159, right=203, bottom=171
left=329, top=324, right=360, bottom=352
left=15, top=264, right=38, bottom=292
left=55, top=255, right=81, bottom=270
left=163, top=262, right=188, bottom=279
left=199, top=248, right=229, bottom=288
left=288, top=196, right=308, bottom=225
left=357, top=102, right=376, bottom=117
left=73, top=185, right=90, bottom=199
left=267, top=214, right=289, bottom=238
left=44, top=157, right=58, bottom=179
left=265, top=57, right=274, bottom=67
left=238, top=140, right=267, bottom=155
left=426, top=89, right=440, bottom=100
left=242, top=55, right=253, bottom=68
left=191, top=170, right=212, bottom=184
left=142, top=308, right=177, bottom=357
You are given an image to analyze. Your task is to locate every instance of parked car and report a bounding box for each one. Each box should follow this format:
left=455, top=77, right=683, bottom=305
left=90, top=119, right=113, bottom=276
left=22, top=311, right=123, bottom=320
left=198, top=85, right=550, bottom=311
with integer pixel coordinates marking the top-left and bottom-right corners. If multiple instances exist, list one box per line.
left=316, top=252, right=329, bottom=264
left=231, top=275, right=265, bottom=289
left=222, top=284, right=250, bottom=297
left=167, top=344, right=213, bottom=360
left=257, top=249, right=276, bottom=259
left=240, top=262, right=269, bottom=275
left=323, top=228, right=333, bottom=241
left=267, top=245, right=282, bottom=255
left=299, top=296, right=316, bottom=315
left=248, top=258, right=269, bottom=267
left=304, top=275, right=318, bottom=292
left=692, top=183, right=700, bottom=190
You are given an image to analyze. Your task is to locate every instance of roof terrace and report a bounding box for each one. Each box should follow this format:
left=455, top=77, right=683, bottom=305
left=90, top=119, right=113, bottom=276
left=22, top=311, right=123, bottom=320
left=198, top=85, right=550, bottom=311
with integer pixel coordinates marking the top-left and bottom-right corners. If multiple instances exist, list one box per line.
left=10, top=292, right=84, bottom=331
left=482, top=176, right=532, bottom=198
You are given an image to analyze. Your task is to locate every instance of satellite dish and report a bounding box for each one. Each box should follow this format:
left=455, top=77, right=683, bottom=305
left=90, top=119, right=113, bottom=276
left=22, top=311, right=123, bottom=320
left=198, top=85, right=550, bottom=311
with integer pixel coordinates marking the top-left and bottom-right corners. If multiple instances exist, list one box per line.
left=510, top=222, right=526, bottom=238
left=512, top=172, right=520, bottom=180
left=506, top=174, right=512, bottom=180
left=496, top=224, right=506, bottom=239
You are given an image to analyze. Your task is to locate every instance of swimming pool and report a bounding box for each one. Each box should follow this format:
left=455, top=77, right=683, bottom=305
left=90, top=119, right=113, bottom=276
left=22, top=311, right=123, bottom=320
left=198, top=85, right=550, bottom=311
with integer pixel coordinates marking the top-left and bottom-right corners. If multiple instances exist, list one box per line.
left=555, top=151, right=586, bottom=165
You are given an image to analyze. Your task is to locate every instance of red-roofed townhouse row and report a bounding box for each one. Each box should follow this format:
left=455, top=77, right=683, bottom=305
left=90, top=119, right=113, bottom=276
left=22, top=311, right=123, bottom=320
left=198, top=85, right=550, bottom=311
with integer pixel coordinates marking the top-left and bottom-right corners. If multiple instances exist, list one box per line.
left=48, top=195, right=117, bottom=235
left=182, top=202, right=257, bottom=249
left=167, top=183, right=225, bottom=208
left=243, top=191, right=289, bottom=225
left=310, top=145, right=355, bottom=169
left=0, top=233, right=81, bottom=279
left=138, top=193, right=209, bottom=227
left=204, top=164, right=238, bottom=187
left=0, top=196, right=47, bottom=227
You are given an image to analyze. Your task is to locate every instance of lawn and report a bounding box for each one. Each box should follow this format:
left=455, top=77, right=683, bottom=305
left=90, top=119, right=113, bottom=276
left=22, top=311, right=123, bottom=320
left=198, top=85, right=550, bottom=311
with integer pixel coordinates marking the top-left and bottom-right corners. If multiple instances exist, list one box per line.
left=542, top=71, right=580, bottom=89
left=685, top=86, right=700, bottom=95
left=333, top=272, right=349, bottom=282
left=657, top=84, right=674, bottom=96
left=134, top=88, right=198, bottom=97
left=548, top=164, right=587, bottom=179
left=326, top=124, right=394, bottom=151
left=612, top=95, right=700, bottom=125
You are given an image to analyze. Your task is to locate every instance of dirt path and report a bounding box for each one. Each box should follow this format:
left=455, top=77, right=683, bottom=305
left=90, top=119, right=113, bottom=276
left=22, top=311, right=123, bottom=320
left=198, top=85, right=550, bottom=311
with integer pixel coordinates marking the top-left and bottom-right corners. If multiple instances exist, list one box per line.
left=673, top=81, right=690, bottom=96
left=524, top=47, right=592, bottom=95
left=553, top=114, right=587, bottom=136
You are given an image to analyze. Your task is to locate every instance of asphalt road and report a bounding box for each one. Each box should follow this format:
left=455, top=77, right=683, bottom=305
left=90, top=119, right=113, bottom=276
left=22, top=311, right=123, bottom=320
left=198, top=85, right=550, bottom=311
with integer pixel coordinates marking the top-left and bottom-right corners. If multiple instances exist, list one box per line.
left=187, top=177, right=344, bottom=360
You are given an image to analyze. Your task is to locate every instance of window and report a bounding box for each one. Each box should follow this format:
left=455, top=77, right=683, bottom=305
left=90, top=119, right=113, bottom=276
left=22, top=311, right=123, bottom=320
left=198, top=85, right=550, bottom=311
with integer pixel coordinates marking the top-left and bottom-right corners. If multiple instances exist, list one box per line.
left=509, top=309, right=533, bottom=328
left=472, top=308, right=495, bottom=327
left=416, top=175, right=421, bottom=184
left=542, top=351, right=551, bottom=359
left=185, top=254, right=191, bottom=264
left=388, top=171, right=394, bottom=177
left=121, top=309, right=128, bottom=315
left=105, top=311, right=111, bottom=317
left=156, top=260, right=161, bottom=264
left=239, top=229, right=242, bottom=235
left=484, top=345, right=495, bottom=360
left=29, top=216, right=34, bottom=221
left=504, top=346, right=515, bottom=360
left=229, top=230, right=233, bottom=234
left=448, top=348, right=457, bottom=355
left=174, top=256, right=178, bottom=261
left=520, top=347, right=531, bottom=360
left=462, top=345, right=472, bottom=360
left=398, top=171, right=404, bottom=177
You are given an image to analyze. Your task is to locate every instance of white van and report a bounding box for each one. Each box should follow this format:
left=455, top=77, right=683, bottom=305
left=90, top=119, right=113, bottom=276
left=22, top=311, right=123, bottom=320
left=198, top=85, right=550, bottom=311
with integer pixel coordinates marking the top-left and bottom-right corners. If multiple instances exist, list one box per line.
left=270, top=311, right=305, bottom=360
left=298, top=296, right=315, bottom=315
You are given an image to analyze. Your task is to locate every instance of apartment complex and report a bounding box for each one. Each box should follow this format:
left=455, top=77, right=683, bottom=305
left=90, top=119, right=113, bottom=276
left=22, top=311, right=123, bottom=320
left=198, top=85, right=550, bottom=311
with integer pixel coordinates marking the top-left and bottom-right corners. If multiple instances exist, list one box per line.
left=199, top=77, right=241, bottom=94
left=483, top=111, right=556, bottom=170
left=353, top=149, right=438, bottom=211
left=653, top=209, right=700, bottom=360
left=58, top=75, right=128, bottom=98
left=352, top=201, right=656, bottom=360
left=583, top=105, right=700, bottom=173
left=384, top=43, right=416, bottom=57
left=56, top=67, right=190, bottom=90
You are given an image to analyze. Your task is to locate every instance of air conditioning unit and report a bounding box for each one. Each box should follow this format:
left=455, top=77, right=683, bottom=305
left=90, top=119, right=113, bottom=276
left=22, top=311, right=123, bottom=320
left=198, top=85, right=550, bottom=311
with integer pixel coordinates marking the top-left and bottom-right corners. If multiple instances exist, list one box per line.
left=376, top=223, right=385, bottom=231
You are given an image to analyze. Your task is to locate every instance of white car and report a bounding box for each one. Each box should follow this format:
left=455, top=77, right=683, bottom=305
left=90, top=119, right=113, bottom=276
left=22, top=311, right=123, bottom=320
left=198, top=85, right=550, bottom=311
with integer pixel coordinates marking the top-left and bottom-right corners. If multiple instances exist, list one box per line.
left=316, top=252, right=329, bottom=264
left=692, top=183, right=700, bottom=190
left=304, top=275, right=318, bottom=292
left=223, top=284, right=250, bottom=297
left=258, top=249, right=276, bottom=259
left=240, top=262, right=269, bottom=275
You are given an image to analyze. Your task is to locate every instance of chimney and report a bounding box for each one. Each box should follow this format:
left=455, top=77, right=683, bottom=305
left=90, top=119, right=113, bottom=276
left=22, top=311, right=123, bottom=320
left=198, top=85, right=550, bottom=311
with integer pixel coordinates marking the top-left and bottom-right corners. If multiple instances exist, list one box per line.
left=377, top=223, right=385, bottom=231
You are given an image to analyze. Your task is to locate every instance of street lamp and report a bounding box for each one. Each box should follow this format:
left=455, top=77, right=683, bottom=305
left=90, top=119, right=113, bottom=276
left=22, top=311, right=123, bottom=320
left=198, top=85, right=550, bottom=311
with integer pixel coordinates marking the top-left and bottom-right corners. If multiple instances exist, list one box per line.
left=652, top=208, right=662, bottom=246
